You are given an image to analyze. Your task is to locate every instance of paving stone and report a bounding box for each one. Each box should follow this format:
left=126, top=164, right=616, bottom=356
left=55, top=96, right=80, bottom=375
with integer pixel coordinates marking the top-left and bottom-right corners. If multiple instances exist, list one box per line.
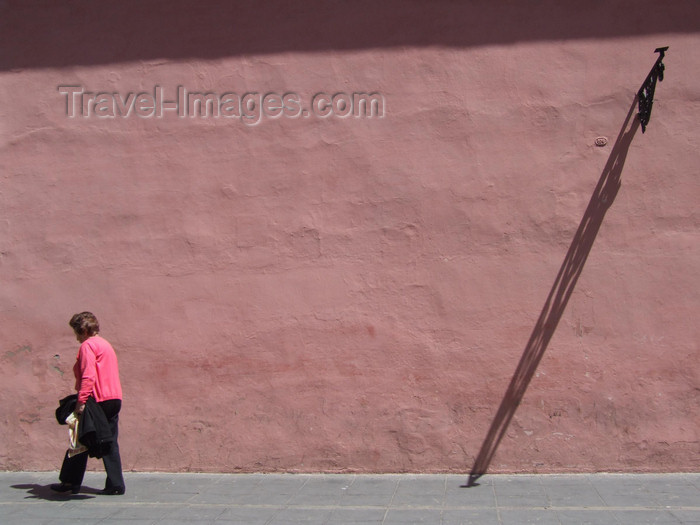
left=382, top=508, right=444, bottom=523
left=441, top=508, right=501, bottom=524
left=613, top=509, right=684, bottom=524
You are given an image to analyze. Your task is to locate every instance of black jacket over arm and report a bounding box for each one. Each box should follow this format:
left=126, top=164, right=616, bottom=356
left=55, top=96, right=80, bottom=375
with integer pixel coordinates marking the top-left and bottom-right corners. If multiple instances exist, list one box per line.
left=55, top=394, right=113, bottom=458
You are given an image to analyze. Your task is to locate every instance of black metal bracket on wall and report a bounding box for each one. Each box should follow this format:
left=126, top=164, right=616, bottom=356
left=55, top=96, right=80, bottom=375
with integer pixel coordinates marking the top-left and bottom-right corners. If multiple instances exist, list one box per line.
left=637, top=46, right=669, bottom=133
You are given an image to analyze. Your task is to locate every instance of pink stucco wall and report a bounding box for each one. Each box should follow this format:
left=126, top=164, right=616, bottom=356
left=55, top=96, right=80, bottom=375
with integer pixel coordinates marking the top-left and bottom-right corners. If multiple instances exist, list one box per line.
left=1, top=2, right=699, bottom=474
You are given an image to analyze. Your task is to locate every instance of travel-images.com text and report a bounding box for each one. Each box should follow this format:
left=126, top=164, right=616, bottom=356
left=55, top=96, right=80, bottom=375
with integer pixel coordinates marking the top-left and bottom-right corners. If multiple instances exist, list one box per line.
left=58, top=86, right=385, bottom=125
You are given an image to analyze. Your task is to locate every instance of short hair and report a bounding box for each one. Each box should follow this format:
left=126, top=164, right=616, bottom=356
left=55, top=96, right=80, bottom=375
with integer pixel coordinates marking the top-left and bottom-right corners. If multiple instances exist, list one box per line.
left=69, top=312, right=100, bottom=337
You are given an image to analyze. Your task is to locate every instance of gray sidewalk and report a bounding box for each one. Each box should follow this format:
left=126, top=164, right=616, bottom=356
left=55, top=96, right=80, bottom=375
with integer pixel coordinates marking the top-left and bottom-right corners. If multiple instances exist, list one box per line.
left=1, top=471, right=699, bottom=524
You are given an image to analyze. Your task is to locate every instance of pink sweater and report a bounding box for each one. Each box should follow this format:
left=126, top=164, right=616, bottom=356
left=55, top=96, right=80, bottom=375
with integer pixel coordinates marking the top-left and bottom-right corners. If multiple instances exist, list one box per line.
left=73, top=335, right=123, bottom=404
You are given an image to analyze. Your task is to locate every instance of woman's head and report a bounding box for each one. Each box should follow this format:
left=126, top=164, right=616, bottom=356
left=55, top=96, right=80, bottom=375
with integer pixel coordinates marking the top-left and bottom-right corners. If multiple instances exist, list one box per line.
left=69, top=312, right=100, bottom=341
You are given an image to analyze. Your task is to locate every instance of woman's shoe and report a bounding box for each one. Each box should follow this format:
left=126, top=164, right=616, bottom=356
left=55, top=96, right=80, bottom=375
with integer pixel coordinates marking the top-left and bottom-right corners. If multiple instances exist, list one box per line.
left=50, top=483, right=80, bottom=494
left=99, top=486, right=125, bottom=495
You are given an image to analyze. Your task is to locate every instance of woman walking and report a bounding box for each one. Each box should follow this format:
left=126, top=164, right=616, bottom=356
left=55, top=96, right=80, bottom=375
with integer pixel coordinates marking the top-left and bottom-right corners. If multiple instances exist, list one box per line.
left=52, top=312, right=125, bottom=495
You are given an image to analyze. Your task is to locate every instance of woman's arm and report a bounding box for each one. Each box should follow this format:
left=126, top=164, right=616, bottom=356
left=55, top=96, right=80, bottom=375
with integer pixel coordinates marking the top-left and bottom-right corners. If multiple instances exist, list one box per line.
left=76, top=342, right=96, bottom=405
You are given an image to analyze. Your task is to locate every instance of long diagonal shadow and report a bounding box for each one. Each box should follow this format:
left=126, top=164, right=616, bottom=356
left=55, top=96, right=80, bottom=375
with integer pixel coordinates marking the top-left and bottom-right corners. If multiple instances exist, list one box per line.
left=466, top=97, right=641, bottom=487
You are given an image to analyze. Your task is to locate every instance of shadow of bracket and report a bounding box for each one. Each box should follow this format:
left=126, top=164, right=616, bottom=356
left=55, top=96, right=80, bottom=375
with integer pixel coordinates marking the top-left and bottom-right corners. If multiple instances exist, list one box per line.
left=465, top=96, right=641, bottom=488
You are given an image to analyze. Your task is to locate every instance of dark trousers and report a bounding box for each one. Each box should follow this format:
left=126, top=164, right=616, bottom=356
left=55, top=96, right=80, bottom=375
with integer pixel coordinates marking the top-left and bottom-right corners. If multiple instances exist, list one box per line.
left=59, top=399, right=124, bottom=490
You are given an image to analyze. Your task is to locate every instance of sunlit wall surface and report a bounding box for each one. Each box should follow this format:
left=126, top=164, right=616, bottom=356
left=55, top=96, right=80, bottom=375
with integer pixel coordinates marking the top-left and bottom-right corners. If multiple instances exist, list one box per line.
left=1, top=1, right=698, bottom=473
